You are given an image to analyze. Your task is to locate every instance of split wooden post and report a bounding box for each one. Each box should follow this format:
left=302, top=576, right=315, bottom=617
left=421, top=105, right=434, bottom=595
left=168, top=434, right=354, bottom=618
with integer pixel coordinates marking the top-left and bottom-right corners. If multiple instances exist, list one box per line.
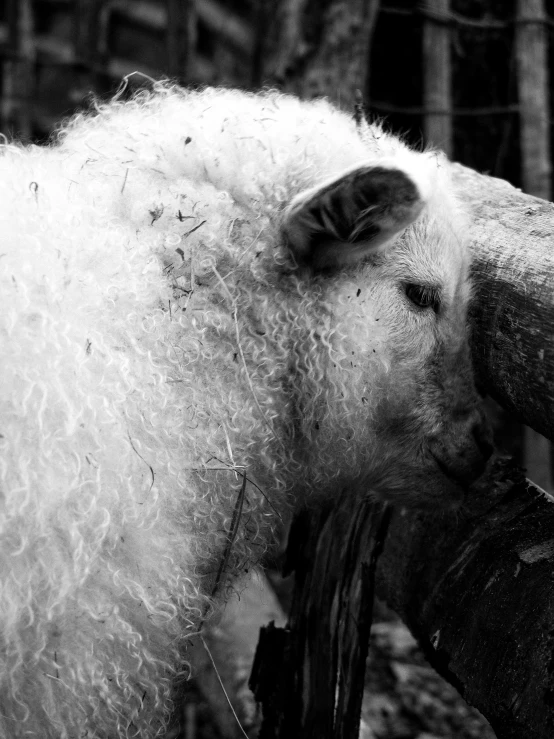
left=250, top=496, right=390, bottom=739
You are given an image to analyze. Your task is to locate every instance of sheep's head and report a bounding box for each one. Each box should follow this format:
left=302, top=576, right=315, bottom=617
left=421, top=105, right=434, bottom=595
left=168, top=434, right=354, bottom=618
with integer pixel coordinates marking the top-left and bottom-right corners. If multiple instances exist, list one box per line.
left=282, top=156, right=492, bottom=509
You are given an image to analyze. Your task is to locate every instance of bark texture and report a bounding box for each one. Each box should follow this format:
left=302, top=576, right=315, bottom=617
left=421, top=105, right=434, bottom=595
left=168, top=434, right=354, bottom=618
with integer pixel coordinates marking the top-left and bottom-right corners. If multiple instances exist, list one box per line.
left=253, top=460, right=554, bottom=739
left=250, top=496, right=391, bottom=738
left=261, top=0, right=380, bottom=110
left=375, top=457, right=554, bottom=739
left=453, top=164, right=554, bottom=441
left=515, top=0, right=551, bottom=200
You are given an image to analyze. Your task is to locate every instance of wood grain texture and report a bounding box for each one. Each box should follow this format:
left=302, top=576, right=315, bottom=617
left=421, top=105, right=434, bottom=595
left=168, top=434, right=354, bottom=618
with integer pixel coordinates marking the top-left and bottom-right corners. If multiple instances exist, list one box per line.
left=254, top=459, right=554, bottom=738
left=261, top=0, right=380, bottom=110
left=453, top=163, right=554, bottom=441
left=515, top=0, right=551, bottom=199
left=250, top=496, right=391, bottom=739
left=375, top=457, right=554, bottom=739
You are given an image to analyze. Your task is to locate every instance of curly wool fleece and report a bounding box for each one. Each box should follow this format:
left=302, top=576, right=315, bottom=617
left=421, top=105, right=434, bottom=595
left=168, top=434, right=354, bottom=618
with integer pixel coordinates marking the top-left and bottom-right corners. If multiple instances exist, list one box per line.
left=0, top=84, right=477, bottom=738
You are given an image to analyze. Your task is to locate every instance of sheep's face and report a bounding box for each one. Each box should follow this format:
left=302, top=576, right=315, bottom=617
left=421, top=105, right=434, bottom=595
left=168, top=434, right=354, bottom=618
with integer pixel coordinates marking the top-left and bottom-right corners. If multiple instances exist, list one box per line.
left=283, top=160, right=492, bottom=508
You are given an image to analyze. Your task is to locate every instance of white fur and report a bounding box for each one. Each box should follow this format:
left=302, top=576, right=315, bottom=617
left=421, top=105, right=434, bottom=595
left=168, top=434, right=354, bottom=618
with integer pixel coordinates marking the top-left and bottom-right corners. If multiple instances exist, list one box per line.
left=0, top=85, right=475, bottom=738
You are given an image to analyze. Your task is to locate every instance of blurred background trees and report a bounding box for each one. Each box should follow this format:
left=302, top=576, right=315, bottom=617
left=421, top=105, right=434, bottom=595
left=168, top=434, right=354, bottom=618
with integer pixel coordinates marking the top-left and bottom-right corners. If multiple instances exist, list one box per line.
left=1, top=0, right=549, bottom=209
left=0, top=0, right=549, bottom=184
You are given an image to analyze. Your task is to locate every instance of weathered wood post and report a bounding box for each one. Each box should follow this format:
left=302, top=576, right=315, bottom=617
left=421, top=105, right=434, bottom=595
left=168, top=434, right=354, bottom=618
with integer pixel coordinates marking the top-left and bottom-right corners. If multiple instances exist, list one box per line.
left=261, top=0, right=380, bottom=110
left=250, top=495, right=390, bottom=739
left=515, top=0, right=553, bottom=493
left=515, top=0, right=551, bottom=199
left=422, top=0, right=452, bottom=156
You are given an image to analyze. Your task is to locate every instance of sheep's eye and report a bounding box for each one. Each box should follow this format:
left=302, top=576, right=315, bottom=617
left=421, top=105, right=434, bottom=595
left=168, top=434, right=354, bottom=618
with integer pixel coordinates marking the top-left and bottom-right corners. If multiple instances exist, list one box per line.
left=405, top=284, right=441, bottom=312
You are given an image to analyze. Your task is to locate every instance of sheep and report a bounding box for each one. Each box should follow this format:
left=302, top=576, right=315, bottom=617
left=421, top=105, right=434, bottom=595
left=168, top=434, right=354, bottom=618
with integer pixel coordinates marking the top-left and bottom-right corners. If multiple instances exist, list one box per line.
left=0, top=83, right=492, bottom=738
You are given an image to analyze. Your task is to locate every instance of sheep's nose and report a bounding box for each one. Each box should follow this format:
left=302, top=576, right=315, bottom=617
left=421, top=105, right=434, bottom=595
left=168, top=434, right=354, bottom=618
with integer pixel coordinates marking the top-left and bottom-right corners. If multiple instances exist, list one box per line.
left=429, top=408, right=493, bottom=486
left=471, top=410, right=494, bottom=461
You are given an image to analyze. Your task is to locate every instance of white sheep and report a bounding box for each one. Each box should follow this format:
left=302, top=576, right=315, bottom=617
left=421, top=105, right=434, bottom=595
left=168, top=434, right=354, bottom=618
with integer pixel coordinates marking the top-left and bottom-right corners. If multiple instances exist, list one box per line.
left=0, top=84, right=491, bottom=738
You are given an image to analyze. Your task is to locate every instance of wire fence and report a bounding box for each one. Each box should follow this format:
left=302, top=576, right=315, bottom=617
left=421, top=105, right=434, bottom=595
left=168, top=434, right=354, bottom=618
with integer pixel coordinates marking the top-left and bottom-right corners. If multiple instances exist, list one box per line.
left=2, top=1, right=554, bottom=139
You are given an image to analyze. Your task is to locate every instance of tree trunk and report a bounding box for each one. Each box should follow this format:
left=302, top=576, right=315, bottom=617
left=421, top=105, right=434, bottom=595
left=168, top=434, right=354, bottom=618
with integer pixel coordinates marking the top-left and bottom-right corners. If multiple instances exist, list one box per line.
left=262, top=0, right=380, bottom=111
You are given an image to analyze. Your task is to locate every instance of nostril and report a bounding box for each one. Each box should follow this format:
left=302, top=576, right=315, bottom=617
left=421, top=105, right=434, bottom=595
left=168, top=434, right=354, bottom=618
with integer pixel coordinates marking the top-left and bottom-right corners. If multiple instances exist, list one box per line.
left=428, top=408, right=494, bottom=486
left=480, top=437, right=494, bottom=461
left=471, top=417, right=494, bottom=462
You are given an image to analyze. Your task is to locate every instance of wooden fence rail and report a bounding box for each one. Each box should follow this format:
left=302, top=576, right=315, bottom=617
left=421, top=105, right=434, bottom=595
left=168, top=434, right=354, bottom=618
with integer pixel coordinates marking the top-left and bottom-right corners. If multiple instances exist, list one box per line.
left=458, top=165, right=554, bottom=440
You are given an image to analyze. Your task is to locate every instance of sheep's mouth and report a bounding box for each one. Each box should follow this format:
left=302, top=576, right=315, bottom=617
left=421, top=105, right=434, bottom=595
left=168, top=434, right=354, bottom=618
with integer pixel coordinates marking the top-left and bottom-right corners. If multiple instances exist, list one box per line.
left=429, top=451, right=471, bottom=489
left=366, top=460, right=467, bottom=511
left=429, top=449, right=489, bottom=489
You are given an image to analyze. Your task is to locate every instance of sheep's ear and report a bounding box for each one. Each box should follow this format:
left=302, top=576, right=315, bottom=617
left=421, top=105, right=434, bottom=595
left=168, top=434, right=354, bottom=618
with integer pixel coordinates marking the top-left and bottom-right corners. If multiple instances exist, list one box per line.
left=282, top=164, right=426, bottom=270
